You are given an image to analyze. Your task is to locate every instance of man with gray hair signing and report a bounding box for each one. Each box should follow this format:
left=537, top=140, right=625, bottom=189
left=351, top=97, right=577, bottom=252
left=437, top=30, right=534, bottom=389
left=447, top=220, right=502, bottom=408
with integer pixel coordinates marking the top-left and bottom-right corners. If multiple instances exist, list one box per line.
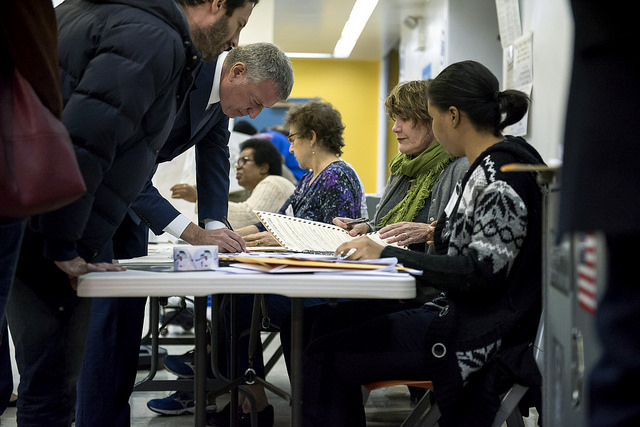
left=77, top=42, right=294, bottom=426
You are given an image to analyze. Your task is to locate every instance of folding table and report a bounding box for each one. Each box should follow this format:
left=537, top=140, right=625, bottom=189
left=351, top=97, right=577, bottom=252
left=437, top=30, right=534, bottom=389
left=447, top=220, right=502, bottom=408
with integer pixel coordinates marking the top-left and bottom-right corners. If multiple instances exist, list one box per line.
left=78, top=268, right=416, bottom=426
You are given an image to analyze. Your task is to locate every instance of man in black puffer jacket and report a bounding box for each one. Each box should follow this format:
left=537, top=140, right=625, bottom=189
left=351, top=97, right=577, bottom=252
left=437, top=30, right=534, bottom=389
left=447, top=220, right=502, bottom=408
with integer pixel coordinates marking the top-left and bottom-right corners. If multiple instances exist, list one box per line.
left=7, top=1, right=258, bottom=426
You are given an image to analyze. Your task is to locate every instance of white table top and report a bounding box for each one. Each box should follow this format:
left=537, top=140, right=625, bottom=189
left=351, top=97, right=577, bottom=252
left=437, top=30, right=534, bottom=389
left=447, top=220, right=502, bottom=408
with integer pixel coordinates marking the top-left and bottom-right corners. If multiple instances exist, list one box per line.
left=77, top=269, right=417, bottom=300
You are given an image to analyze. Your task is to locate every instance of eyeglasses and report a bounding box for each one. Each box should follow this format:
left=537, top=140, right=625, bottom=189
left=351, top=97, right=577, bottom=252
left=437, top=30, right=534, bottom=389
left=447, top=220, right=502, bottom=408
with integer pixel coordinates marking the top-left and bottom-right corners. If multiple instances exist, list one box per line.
left=287, top=132, right=302, bottom=145
left=236, top=156, right=255, bottom=168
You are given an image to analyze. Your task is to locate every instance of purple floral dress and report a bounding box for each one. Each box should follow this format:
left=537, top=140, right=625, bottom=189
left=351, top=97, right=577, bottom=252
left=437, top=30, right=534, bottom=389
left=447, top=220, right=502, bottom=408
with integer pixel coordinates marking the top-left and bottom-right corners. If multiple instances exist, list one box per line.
left=278, top=160, right=364, bottom=223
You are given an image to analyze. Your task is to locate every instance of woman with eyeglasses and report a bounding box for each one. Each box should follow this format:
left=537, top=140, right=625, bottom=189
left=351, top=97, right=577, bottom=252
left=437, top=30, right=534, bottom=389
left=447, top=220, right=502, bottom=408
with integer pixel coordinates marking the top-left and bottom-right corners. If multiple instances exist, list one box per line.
left=225, top=138, right=296, bottom=228
left=169, top=138, right=295, bottom=230
left=209, top=100, right=367, bottom=427
left=234, top=100, right=367, bottom=246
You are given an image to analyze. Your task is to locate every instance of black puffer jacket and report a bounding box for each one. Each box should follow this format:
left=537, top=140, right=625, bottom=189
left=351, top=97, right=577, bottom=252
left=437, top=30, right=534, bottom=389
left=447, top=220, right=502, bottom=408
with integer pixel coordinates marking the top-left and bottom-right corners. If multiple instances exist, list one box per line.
left=37, top=0, right=201, bottom=262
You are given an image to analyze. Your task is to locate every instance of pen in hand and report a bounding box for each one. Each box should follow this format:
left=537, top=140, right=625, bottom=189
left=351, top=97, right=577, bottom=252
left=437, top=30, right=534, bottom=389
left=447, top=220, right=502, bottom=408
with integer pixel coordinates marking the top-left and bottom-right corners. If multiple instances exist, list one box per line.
left=335, top=248, right=356, bottom=260
left=221, top=216, right=247, bottom=253
left=345, top=217, right=368, bottom=230
left=221, top=216, right=234, bottom=231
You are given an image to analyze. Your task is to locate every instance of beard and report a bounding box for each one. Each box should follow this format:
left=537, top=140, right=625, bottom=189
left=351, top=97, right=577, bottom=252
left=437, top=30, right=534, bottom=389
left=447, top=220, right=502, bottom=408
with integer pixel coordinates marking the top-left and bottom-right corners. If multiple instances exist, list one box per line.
left=190, top=14, right=231, bottom=61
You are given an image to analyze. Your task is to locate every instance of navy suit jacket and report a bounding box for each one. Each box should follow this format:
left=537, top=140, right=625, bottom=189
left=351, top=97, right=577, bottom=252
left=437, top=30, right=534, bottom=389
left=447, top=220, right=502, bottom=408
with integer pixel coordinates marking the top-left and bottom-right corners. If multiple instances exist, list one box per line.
left=114, top=61, right=231, bottom=258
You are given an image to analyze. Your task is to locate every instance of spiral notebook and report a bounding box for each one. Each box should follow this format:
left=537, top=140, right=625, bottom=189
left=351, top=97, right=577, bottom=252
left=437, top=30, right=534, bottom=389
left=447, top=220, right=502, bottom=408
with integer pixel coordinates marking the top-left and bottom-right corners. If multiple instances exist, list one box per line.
left=254, top=211, right=399, bottom=254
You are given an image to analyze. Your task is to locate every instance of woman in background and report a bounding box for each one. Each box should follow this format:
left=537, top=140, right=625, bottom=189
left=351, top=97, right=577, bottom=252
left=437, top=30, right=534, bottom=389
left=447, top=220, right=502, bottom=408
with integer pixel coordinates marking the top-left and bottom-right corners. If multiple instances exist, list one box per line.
left=208, top=101, right=367, bottom=427
left=237, top=100, right=367, bottom=246
left=332, top=79, right=468, bottom=403
left=334, top=79, right=467, bottom=251
left=169, top=137, right=295, bottom=229
left=226, top=138, right=296, bottom=228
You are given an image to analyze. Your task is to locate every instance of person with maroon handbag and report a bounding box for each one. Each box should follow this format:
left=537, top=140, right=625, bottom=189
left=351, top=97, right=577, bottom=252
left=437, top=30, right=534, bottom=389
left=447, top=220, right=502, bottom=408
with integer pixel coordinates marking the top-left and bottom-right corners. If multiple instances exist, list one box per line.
left=3, top=1, right=265, bottom=426
left=0, top=0, right=82, bottom=423
left=0, top=0, right=67, bottom=318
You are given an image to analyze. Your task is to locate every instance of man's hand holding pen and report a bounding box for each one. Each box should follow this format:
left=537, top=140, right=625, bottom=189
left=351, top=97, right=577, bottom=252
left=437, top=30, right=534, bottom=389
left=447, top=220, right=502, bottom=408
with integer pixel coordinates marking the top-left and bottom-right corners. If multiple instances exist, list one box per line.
left=179, top=222, right=246, bottom=253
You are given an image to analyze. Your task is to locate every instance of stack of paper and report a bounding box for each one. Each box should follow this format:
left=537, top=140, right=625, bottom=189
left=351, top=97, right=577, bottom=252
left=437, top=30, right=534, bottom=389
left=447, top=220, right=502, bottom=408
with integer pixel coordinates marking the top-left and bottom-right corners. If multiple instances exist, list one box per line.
left=219, top=252, right=422, bottom=275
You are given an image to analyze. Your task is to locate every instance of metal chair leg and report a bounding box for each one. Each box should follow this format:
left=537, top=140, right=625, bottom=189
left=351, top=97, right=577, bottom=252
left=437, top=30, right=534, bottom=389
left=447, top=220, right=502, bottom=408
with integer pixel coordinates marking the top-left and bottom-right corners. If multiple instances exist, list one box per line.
left=401, top=390, right=441, bottom=427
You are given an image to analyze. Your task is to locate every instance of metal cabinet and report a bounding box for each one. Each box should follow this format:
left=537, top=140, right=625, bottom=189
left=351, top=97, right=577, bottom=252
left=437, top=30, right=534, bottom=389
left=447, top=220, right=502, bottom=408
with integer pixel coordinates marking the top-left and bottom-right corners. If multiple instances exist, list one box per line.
left=541, top=170, right=605, bottom=426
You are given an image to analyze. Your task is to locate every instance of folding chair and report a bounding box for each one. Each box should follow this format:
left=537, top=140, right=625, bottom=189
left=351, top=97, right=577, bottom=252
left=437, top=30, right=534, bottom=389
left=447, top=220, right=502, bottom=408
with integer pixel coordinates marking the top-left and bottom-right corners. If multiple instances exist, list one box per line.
left=135, top=296, right=201, bottom=392
left=363, top=381, right=437, bottom=426
left=364, top=316, right=544, bottom=427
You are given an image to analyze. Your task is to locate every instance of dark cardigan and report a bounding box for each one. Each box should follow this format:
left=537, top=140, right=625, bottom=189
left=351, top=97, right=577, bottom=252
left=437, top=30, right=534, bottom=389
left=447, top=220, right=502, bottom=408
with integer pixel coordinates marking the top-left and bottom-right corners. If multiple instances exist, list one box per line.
left=382, top=136, right=544, bottom=426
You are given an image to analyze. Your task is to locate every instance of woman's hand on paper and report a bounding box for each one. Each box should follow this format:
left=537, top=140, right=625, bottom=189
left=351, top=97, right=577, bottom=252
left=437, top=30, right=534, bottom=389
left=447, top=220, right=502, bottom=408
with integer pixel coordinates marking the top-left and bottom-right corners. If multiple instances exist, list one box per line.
left=235, top=225, right=259, bottom=238
left=243, top=231, right=278, bottom=248
left=55, top=257, right=126, bottom=290
left=378, top=221, right=436, bottom=246
left=332, top=217, right=369, bottom=236
left=335, top=236, right=384, bottom=260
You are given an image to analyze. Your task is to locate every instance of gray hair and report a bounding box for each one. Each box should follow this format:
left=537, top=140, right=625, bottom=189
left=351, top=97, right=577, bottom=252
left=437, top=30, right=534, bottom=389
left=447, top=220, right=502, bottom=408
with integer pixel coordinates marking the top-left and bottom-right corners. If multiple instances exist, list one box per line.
left=223, top=42, right=294, bottom=101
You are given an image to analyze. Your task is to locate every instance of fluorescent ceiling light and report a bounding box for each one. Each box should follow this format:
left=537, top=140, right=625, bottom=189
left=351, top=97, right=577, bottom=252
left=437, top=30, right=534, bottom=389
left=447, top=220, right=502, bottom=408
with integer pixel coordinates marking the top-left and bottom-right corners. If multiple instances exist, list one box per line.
left=285, top=52, right=334, bottom=59
left=333, top=0, right=379, bottom=58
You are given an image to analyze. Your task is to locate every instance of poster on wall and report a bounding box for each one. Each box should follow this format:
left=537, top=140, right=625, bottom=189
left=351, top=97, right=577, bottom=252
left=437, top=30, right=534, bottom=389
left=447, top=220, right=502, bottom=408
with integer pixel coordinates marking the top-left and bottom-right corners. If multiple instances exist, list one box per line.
left=503, top=32, right=533, bottom=136
left=504, top=32, right=533, bottom=89
left=495, top=0, right=522, bottom=48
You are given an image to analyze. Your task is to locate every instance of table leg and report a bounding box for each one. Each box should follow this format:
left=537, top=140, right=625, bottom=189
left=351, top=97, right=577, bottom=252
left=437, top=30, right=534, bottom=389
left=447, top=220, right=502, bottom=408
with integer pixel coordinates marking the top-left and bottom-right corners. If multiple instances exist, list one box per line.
left=194, top=296, right=208, bottom=426
left=290, top=298, right=304, bottom=426
left=230, top=294, right=239, bottom=426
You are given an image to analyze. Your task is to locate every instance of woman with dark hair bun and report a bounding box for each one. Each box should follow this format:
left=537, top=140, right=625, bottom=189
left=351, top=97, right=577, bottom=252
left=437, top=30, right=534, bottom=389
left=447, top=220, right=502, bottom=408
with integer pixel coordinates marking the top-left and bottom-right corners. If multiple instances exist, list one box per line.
left=426, top=60, right=530, bottom=138
left=297, top=60, right=545, bottom=427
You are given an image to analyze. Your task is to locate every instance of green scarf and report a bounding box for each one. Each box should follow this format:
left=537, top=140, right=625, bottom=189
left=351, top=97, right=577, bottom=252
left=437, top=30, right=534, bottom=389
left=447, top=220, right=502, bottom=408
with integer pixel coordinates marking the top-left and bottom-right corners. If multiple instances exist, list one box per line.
left=378, top=141, right=455, bottom=228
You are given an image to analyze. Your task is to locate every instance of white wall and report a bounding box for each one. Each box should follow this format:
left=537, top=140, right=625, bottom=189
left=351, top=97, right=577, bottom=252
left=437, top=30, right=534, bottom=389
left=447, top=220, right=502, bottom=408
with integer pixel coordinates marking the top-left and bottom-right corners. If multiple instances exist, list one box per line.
left=398, top=0, right=575, bottom=163
left=399, top=0, right=448, bottom=81
left=520, top=0, right=573, bottom=162
left=239, top=0, right=274, bottom=44
left=449, top=0, right=502, bottom=81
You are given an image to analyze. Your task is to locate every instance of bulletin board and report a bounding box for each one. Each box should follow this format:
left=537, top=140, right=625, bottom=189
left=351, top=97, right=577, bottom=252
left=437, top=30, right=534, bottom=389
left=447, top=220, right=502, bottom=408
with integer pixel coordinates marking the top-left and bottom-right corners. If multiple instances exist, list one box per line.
left=234, top=97, right=319, bottom=133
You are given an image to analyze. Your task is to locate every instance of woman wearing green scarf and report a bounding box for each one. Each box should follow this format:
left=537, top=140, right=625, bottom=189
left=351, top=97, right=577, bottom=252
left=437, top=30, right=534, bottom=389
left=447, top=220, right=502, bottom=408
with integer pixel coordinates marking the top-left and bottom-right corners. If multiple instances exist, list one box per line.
left=335, top=80, right=468, bottom=251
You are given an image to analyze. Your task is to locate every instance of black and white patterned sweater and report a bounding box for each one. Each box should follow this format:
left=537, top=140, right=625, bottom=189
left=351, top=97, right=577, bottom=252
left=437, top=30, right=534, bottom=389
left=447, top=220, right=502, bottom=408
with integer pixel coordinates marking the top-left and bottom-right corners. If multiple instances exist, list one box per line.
left=382, top=136, right=545, bottom=425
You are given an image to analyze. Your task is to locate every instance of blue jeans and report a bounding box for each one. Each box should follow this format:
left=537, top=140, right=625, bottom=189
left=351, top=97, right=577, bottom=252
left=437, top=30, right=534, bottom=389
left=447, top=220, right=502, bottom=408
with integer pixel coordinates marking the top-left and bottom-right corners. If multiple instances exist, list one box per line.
left=75, top=297, right=147, bottom=427
left=6, top=277, right=91, bottom=427
left=0, top=319, right=13, bottom=416
left=0, top=217, right=25, bottom=417
left=0, top=217, right=26, bottom=318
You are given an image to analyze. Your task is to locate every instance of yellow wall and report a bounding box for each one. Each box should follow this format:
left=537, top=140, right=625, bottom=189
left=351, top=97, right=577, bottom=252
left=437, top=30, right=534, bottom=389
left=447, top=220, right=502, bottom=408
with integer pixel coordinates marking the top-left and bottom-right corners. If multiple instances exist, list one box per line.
left=289, top=58, right=380, bottom=193
left=384, top=49, right=400, bottom=183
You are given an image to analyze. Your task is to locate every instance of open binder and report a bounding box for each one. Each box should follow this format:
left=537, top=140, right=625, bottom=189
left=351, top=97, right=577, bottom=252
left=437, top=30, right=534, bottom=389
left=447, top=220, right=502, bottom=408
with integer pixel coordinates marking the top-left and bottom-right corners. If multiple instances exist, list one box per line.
left=254, top=211, right=403, bottom=254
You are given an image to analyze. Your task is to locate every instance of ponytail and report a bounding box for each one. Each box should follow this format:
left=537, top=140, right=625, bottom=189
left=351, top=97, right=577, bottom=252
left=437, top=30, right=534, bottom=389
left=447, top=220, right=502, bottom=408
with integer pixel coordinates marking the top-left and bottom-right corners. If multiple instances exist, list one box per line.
left=497, top=89, right=530, bottom=132
left=428, top=61, right=530, bottom=136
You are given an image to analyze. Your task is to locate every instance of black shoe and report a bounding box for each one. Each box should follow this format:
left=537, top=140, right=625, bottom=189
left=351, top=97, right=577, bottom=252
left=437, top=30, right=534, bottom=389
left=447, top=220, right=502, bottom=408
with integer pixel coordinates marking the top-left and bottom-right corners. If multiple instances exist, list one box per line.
left=207, top=402, right=274, bottom=427
left=207, top=402, right=231, bottom=426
